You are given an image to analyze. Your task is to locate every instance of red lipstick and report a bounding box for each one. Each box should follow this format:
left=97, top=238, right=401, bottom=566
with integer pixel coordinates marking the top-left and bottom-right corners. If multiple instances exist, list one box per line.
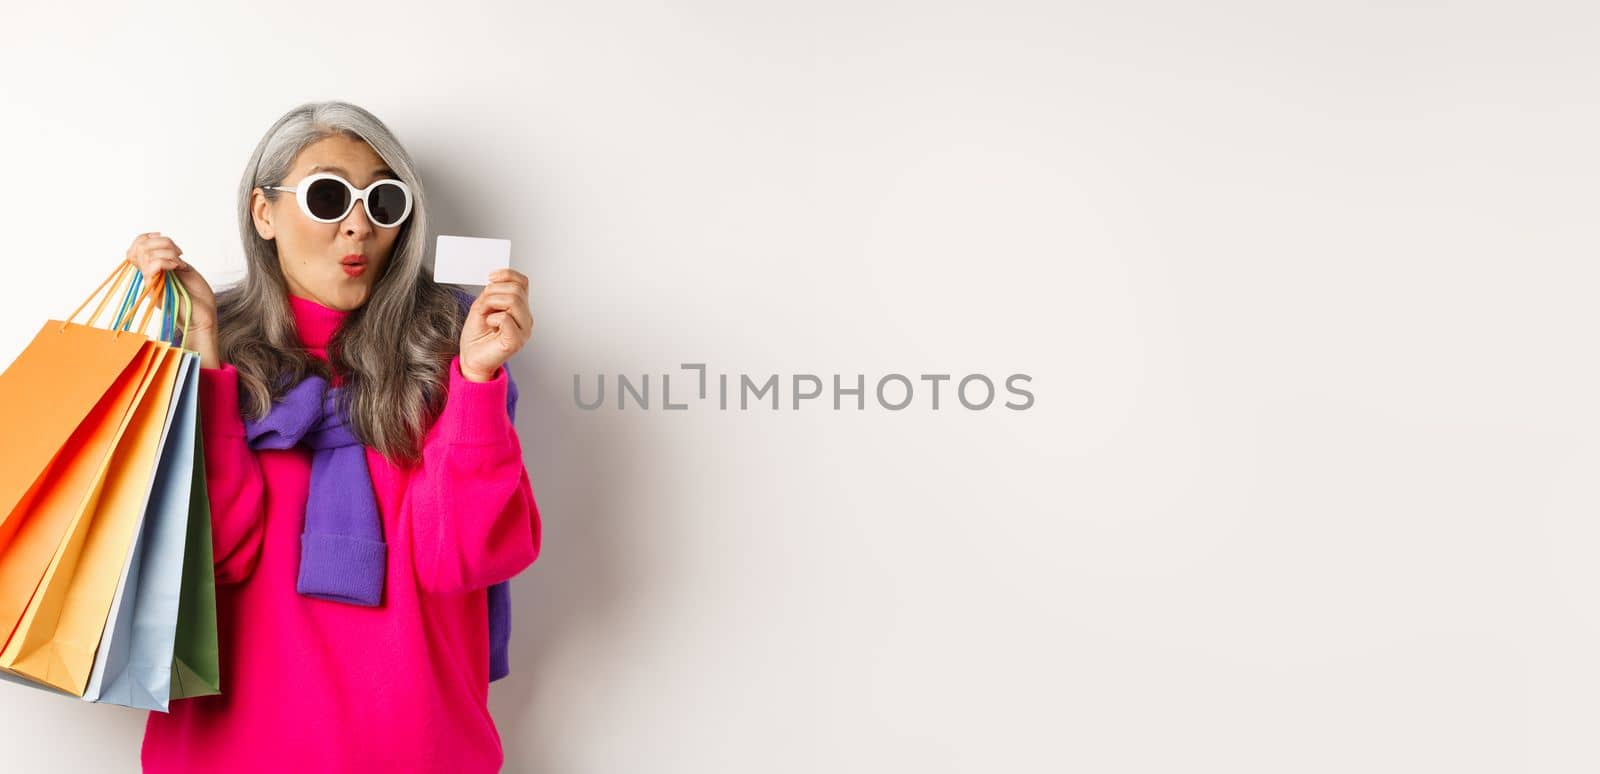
left=341, top=253, right=366, bottom=277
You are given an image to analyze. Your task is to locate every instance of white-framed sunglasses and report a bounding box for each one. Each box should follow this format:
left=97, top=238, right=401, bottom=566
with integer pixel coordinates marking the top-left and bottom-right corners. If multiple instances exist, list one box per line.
left=264, top=172, right=414, bottom=228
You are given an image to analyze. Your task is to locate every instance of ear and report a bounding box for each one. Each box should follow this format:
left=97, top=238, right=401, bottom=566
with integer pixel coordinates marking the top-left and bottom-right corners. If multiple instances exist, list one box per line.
left=251, top=187, right=276, bottom=240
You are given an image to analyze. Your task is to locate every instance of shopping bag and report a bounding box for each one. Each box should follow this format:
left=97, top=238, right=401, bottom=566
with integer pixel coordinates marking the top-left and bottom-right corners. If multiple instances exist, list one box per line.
left=84, top=351, right=199, bottom=709
left=0, top=263, right=182, bottom=695
left=0, top=342, right=159, bottom=649
left=169, top=426, right=219, bottom=700
left=0, top=335, right=183, bottom=694
left=0, top=263, right=156, bottom=545
left=0, top=261, right=168, bottom=649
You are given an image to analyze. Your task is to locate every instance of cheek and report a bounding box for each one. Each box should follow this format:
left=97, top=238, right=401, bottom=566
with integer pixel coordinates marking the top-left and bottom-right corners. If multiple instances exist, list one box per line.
left=281, top=216, right=336, bottom=251
left=377, top=230, right=403, bottom=262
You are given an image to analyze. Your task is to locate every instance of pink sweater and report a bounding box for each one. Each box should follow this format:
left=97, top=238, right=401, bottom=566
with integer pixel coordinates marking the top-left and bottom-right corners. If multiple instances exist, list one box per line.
left=141, top=293, right=542, bottom=773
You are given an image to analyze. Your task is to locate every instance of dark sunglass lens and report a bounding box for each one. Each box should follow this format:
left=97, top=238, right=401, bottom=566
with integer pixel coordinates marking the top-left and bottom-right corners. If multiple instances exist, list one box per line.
left=367, top=182, right=409, bottom=226
left=305, top=178, right=351, bottom=220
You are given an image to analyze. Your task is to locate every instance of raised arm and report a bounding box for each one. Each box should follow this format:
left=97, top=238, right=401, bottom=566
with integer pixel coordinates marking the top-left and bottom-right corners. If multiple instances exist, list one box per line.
left=407, top=354, right=541, bottom=594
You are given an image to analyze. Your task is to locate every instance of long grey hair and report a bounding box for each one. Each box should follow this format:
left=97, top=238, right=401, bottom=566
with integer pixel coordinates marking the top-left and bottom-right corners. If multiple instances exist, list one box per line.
left=218, top=100, right=466, bottom=468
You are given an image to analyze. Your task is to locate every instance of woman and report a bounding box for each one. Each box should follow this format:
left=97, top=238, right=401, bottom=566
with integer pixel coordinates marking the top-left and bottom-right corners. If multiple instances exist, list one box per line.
left=128, top=101, right=541, bottom=773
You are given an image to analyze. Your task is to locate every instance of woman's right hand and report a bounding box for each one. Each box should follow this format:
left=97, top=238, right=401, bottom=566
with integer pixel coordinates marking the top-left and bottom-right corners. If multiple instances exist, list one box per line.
left=126, top=232, right=222, bottom=368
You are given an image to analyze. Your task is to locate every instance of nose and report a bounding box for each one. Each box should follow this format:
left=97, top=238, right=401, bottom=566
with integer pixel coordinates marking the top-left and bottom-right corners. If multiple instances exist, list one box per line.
left=342, top=200, right=374, bottom=240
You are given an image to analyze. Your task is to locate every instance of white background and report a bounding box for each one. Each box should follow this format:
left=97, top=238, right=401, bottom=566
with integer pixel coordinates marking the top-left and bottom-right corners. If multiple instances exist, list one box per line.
left=0, top=1, right=1590, bottom=771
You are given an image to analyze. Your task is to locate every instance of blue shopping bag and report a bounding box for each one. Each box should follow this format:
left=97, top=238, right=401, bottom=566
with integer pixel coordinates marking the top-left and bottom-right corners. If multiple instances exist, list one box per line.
left=82, top=350, right=198, bottom=710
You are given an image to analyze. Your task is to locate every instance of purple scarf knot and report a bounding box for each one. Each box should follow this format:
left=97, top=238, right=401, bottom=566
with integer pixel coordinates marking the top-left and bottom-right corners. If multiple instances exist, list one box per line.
left=243, top=375, right=386, bottom=607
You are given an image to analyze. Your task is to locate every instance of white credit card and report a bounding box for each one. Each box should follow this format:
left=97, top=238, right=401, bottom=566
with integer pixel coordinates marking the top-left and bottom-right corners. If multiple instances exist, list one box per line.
left=433, top=235, right=512, bottom=285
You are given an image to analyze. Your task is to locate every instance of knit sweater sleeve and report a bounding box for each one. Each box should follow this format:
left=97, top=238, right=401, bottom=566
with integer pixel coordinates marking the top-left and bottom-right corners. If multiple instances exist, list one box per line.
left=407, top=354, right=542, bottom=594
left=197, top=363, right=269, bottom=585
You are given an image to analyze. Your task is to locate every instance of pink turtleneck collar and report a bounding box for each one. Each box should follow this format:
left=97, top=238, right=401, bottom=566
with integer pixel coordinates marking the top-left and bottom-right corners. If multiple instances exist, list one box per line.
left=288, top=293, right=350, bottom=353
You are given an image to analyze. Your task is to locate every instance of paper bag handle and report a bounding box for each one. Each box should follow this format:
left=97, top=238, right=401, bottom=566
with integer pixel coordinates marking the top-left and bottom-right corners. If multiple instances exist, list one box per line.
left=159, top=270, right=193, bottom=348
left=58, top=260, right=165, bottom=340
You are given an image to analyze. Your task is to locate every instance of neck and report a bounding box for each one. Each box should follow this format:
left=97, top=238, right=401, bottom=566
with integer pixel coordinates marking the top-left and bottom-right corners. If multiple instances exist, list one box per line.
left=289, top=293, right=350, bottom=355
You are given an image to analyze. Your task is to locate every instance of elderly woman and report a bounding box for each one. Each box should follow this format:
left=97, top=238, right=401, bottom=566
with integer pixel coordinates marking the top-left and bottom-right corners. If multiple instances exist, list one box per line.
left=129, top=100, right=541, bottom=773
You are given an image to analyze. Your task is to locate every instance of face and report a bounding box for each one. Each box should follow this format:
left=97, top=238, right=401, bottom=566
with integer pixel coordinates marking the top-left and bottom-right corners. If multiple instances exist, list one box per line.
left=251, top=134, right=404, bottom=311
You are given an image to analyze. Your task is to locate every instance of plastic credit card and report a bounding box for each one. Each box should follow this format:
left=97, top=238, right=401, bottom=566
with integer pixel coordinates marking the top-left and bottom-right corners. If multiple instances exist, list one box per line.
left=433, top=235, right=511, bottom=285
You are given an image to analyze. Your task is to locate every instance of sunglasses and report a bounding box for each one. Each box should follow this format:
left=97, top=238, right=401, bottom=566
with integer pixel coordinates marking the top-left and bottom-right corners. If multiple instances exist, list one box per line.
left=264, top=173, right=414, bottom=228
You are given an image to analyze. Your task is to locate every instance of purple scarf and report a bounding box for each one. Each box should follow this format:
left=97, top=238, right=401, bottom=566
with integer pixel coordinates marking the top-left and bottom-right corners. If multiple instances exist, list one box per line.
left=242, top=357, right=518, bottom=682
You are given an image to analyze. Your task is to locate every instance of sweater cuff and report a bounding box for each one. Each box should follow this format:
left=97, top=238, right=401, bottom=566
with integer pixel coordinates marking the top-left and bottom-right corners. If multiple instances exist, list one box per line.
left=198, top=363, right=247, bottom=438
left=445, top=354, right=514, bottom=446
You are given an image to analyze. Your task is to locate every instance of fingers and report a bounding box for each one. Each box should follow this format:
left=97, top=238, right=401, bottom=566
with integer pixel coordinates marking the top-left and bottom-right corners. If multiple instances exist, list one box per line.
left=480, top=281, right=526, bottom=297
left=477, top=267, right=527, bottom=296
left=475, top=274, right=527, bottom=307
left=488, top=268, right=527, bottom=286
left=476, top=292, right=532, bottom=336
left=138, top=255, right=184, bottom=284
left=126, top=231, right=162, bottom=254
left=467, top=270, right=532, bottom=358
left=124, top=234, right=212, bottom=316
left=475, top=290, right=525, bottom=310
left=483, top=301, right=531, bottom=355
left=488, top=299, right=531, bottom=331
left=473, top=272, right=529, bottom=323
left=130, top=233, right=186, bottom=272
left=134, top=234, right=182, bottom=255
left=128, top=233, right=183, bottom=275
left=478, top=278, right=527, bottom=299
left=492, top=311, right=522, bottom=351
left=486, top=309, right=527, bottom=332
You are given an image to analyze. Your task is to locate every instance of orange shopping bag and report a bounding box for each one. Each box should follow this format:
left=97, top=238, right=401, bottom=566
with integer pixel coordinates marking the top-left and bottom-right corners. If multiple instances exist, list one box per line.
left=0, top=343, right=158, bottom=649
left=0, top=262, right=177, bottom=692
left=0, top=262, right=156, bottom=547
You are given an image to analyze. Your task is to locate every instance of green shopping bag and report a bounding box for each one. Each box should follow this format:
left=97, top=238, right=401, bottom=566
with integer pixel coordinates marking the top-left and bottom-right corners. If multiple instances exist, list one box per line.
left=169, top=429, right=218, bottom=699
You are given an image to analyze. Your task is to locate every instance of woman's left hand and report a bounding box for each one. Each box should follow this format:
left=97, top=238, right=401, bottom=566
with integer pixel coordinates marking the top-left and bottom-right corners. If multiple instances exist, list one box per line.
left=459, top=268, right=533, bottom=382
